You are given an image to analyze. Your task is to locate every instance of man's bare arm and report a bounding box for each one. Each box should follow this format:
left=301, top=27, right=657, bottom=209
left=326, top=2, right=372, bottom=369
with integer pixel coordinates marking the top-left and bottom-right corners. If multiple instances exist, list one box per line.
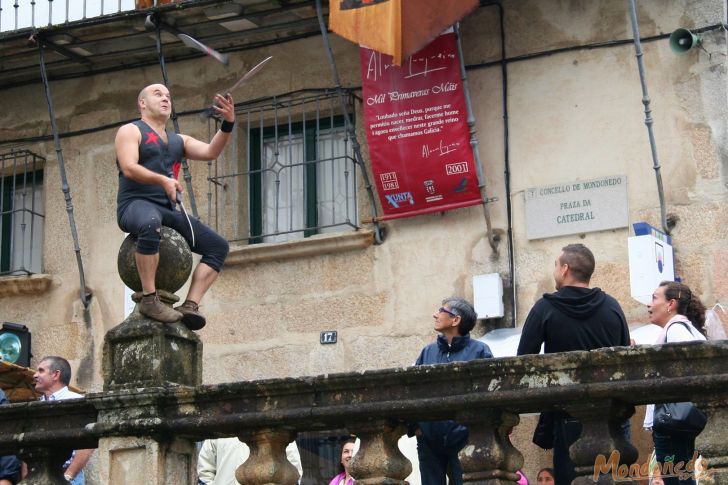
left=182, top=93, right=235, bottom=161
left=63, top=449, right=94, bottom=480
left=115, top=123, right=181, bottom=202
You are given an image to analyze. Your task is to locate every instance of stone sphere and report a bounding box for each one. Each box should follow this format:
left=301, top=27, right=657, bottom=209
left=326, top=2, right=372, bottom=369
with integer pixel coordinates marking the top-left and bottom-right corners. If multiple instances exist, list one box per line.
left=118, top=227, right=193, bottom=293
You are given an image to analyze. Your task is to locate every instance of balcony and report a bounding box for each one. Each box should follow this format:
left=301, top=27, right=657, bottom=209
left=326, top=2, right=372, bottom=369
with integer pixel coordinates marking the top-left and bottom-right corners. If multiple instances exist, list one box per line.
left=1, top=340, right=726, bottom=484
left=0, top=0, right=325, bottom=91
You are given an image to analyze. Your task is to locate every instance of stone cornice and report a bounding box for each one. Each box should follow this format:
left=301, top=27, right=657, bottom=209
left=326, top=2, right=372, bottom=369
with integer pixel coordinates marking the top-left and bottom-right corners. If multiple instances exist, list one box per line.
left=0, top=274, right=52, bottom=297
left=224, top=230, right=375, bottom=267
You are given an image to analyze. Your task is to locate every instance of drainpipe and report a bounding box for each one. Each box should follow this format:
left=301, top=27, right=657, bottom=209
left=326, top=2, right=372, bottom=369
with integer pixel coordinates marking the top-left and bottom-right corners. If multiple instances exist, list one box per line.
left=627, top=0, right=670, bottom=235
left=454, top=23, right=499, bottom=256
left=36, top=37, right=92, bottom=307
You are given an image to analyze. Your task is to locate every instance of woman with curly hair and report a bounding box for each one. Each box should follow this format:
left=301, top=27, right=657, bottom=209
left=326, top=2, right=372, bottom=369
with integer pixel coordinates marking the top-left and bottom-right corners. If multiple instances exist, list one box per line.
left=644, top=281, right=707, bottom=485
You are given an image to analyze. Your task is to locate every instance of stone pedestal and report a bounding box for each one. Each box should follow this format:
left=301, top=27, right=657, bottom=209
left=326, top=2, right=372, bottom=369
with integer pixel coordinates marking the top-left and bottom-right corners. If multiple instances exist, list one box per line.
left=97, top=436, right=197, bottom=485
left=105, top=228, right=201, bottom=390
left=102, top=290, right=202, bottom=390
left=96, top=227, right=200, bottom=484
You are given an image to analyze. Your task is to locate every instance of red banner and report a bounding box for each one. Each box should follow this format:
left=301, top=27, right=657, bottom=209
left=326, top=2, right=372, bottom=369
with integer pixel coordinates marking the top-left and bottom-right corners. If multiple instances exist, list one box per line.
left=361, top=32, right=482, bottom=220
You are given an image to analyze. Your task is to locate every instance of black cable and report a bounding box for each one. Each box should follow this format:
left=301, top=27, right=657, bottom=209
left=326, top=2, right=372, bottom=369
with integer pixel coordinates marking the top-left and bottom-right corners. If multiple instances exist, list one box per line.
left=467, top=23, right=723, bottom=71
left=493, top=2, right=517, bottom=329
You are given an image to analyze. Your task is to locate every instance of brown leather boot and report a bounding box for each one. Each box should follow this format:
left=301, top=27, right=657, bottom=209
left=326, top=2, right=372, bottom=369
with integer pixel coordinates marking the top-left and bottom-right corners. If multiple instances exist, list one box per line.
left=139, top=293, right=182, bottom=323
left=175, top=300, right=206, bottom=330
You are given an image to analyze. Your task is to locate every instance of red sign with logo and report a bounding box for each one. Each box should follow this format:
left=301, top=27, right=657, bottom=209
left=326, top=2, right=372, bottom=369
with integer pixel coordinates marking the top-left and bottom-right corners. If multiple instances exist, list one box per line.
left=361, top=32, right=482, bottom=220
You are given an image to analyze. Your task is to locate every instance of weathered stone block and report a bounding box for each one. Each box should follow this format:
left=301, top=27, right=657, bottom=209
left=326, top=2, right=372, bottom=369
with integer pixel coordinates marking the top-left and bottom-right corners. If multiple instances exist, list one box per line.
left=102, top=294, right=202, bottom=390
left=96, top=436, right=196, bottom=485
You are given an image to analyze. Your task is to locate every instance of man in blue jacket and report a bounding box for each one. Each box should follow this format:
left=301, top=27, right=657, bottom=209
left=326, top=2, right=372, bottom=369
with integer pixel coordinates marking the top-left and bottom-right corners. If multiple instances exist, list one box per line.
left=412, top=297, right=493, bottom=485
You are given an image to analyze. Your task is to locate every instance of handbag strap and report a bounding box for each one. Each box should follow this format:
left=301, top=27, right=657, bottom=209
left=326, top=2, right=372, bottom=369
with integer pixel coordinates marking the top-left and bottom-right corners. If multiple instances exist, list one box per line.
left=666, top=320, right=695, bottom=340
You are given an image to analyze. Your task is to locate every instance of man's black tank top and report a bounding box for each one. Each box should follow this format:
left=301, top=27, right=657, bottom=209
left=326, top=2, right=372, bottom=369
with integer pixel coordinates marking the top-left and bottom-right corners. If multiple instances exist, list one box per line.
left=116, top=120, right=184, bottom=219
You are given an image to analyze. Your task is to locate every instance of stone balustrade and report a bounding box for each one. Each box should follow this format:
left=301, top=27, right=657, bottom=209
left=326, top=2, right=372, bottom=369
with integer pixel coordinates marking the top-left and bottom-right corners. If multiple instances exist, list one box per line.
left=0, top=341, right=727, bottom=484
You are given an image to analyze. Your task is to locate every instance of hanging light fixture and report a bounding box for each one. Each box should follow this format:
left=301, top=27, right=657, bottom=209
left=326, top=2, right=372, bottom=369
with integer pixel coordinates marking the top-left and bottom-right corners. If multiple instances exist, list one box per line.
left=0, top=322, right=32, bottom=368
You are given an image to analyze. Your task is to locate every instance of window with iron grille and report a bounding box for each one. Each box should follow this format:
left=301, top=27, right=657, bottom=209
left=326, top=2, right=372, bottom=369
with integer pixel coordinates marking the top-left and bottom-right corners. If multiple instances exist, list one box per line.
left=0, top=150, right=45, bottom=276
left=208, top=90, right=360, bottom=245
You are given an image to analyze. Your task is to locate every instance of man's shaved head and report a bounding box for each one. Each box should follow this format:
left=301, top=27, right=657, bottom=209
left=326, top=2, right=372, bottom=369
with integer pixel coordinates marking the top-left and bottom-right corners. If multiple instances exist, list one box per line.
left=137, top=83, right=169, bottom=114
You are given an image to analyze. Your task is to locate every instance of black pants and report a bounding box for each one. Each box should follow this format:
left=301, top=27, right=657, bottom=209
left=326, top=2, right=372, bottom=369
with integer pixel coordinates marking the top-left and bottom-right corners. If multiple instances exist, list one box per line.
left=416, top=436, right=463, bottom=485
left=553, top=417, right=581, bottom=485
left=119, top=199, right=229, bottom=272
left=653, top=431, right=697, bottom=485
left=553, top=417, right=631, bottom=485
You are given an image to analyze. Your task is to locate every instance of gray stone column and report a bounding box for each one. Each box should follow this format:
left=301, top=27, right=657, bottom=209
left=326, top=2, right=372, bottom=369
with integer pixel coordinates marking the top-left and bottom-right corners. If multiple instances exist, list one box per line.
left=348, top=420, right=411, bottom=485
left=95, top=228, right=200, bottom=484
left=568, top=402, right=638, bottom=485
left=102, top=301, right=202, bottom=390
left=236, top=428, right=300, bottom=485
left=106, top=227, right=201, bottom=390
left=18, top=446, right=71, bottom=485
left=695, top=398, right=728, bottom=485
left=457, top=409, right=523, bottom=485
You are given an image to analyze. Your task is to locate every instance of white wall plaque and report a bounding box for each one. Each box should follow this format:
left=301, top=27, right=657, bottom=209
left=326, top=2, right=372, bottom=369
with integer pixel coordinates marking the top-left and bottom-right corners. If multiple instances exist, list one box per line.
left=525, top=175, right=628, bottom=240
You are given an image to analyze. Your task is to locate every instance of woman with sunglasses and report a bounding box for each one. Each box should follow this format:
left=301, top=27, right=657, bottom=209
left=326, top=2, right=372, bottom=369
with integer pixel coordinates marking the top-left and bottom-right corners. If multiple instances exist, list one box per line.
left=409, top=297, right=493, bottom=485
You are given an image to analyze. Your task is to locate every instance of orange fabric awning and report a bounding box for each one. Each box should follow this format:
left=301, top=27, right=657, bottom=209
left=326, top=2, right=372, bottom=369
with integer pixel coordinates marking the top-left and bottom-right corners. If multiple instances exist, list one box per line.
left=329, top=0, right=479, bottom=65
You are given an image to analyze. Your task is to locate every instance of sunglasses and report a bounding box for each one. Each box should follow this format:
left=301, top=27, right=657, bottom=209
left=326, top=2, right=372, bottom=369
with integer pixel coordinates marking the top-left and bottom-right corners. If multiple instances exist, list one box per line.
left=438, top=307, right=459, bottom=317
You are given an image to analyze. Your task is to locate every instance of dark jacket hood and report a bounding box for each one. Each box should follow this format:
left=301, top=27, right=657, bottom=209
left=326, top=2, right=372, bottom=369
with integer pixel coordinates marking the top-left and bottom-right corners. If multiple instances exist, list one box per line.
left=542, top=286, right=607, bottom=320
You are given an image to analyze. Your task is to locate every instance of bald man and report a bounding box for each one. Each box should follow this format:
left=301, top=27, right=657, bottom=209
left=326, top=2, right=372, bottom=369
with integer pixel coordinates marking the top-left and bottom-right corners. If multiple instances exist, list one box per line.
left=115, top=84, right=233, bottom=329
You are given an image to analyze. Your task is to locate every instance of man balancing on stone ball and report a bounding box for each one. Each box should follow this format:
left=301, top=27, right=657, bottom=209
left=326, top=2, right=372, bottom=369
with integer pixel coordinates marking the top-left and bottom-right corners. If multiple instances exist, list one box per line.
left=115, top=83, right=232, bottom=329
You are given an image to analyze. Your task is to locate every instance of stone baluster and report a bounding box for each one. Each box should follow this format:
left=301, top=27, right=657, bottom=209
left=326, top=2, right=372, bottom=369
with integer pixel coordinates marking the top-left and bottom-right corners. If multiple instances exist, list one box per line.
left=695, top=397, right=728, bottom=485
left=347, top=420, right=412, bottom=485
left=567, top=402, right=638, bottom=485
left=18, top=446, right=72, bottom=485
left=236, top=428, right=300, bottom=485
left=457, top=409, right=523, bottom=484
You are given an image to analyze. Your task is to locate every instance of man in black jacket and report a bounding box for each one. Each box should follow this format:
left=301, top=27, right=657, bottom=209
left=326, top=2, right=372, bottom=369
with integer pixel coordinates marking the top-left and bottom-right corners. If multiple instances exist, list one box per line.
left=517, top=244, right=630, bottom=485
